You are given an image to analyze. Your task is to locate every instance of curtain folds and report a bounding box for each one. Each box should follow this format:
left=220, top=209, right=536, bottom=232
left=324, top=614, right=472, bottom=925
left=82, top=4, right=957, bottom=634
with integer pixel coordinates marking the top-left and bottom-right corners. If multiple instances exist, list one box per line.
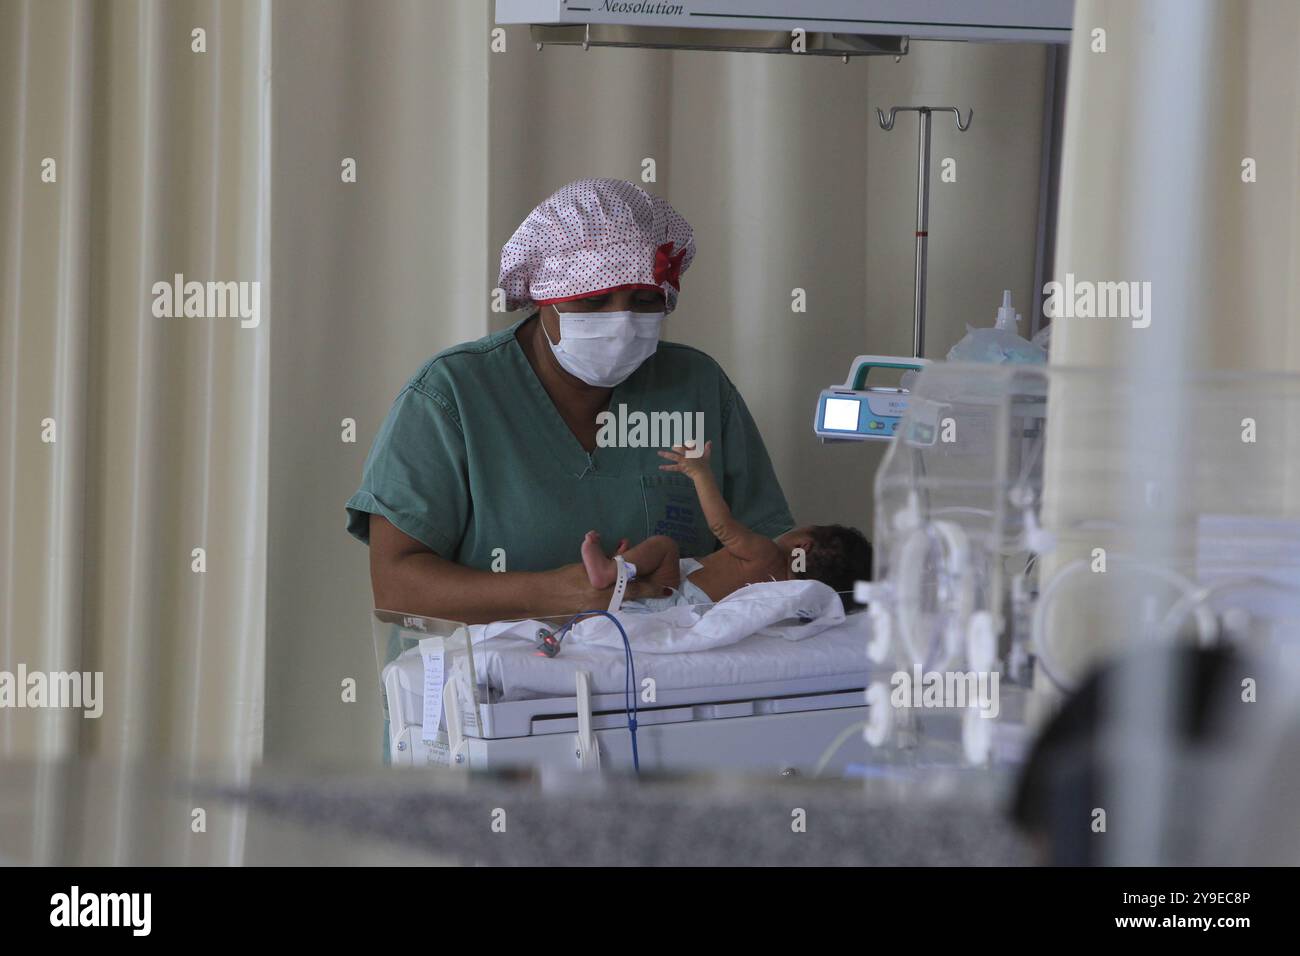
left=1039, top=0, right=1300, bottom=689
left=0, top=0, right=269, bottom=791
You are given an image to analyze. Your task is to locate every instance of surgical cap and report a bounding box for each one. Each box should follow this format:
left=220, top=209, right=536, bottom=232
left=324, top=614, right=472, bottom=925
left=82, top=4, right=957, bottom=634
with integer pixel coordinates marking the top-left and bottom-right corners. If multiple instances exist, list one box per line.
left=499, top=178, right=696, bottom=314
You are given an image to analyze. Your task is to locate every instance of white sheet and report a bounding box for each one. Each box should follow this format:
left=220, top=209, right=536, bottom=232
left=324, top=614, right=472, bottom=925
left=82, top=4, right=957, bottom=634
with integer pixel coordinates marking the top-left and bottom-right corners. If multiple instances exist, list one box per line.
left=386, top=610, right=872, bottom=711
left=479, top=578, right=846, bottom=654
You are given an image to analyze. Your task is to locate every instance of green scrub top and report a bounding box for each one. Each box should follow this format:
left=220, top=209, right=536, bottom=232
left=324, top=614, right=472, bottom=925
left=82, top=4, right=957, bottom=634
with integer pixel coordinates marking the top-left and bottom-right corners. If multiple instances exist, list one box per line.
left=346, top=314, right=794, bottom=572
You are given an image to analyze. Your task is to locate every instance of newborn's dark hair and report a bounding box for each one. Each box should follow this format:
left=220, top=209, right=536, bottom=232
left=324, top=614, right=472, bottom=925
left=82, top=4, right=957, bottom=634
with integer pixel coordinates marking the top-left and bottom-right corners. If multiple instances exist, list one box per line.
left=798, top=524, right=873, bottom=611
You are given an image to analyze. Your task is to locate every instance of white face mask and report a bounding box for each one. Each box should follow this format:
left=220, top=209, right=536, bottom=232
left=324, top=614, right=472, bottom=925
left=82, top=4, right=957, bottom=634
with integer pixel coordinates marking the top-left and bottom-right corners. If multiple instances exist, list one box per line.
left=544, top=308, right=665, bottom=388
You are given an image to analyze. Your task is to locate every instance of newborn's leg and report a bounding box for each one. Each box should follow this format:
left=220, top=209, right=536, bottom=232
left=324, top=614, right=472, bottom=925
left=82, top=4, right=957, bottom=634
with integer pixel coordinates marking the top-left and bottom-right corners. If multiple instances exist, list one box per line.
left=620, top=535, right=682, bottom=594
left=581, top=531, right=619, bottom=588
left=581, top=532, right=680, bottom=591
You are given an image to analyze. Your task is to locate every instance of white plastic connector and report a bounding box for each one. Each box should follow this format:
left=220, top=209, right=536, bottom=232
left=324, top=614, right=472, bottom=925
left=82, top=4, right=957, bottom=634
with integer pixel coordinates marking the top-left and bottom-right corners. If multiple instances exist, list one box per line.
left=892, top=491, right=923, bottom=533
left=932, top=520, right=974, bottom=669
left=1220, top=607, right=1251, bottom=642
left=962, top=705, right=992, bottom=765
left=864, top=682, right=892, bottom=747
left=574, top=670, right=601, bottom=770
left=854, top=580, right=872, bottom=605
left=994, top=289, right=1018, bottom=331
left=1021, top=508, right=1056, bottom=555
left=966, top=611, right=998, bottom=672
left=1194, top=605, right=1220, bottom=647
left=867, top=604, right=893, bottom=664
left=855, top=580, right=889, bottom=605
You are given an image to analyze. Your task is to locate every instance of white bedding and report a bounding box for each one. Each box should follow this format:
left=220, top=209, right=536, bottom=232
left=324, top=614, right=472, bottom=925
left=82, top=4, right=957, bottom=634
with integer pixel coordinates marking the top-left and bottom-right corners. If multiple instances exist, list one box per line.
left=483, top=577, right=847, bottom=653
left=385, top=609, right=872, bottom=709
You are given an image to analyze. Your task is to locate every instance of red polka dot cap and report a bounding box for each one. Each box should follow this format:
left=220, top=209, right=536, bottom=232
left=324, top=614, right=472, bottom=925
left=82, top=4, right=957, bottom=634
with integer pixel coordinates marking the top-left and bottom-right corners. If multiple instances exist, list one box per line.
left=499, top=178, right=696, bottom=314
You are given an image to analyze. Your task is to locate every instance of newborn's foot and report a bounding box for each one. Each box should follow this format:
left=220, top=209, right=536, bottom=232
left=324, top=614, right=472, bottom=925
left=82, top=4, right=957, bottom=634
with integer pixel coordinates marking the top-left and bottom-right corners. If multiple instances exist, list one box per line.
left=581, top=531, right=617, bottom=588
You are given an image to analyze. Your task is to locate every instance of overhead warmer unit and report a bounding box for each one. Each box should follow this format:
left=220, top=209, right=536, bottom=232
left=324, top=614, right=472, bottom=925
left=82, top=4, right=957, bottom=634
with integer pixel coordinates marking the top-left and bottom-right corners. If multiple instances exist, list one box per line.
left=495, top=1, right=1074, bottom=57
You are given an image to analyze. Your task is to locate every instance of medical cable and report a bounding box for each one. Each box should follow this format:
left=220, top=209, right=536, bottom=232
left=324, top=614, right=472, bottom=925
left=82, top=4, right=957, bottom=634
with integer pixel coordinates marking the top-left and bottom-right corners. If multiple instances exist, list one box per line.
left=812, top=720, right=870, bottom=778
left=548, top=609, right=641, bottom=774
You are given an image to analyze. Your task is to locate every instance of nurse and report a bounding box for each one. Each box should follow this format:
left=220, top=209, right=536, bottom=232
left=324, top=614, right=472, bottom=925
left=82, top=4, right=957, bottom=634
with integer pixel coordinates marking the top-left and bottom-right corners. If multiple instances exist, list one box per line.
left=347, top=179, right=793, bottom=624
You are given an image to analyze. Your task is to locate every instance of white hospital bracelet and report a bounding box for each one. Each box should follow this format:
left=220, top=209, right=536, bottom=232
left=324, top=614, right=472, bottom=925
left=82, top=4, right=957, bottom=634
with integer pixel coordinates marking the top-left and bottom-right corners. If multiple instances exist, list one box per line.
left=608, top=555, right=630, bottom=613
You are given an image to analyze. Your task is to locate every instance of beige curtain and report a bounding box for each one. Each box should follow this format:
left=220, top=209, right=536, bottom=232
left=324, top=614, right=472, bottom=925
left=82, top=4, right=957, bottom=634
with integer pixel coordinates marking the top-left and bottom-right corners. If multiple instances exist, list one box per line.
left=0, top=0, right=268, bottom=866
left=263, top=0, right=491, bottom=763
left=1039, top=0, right=1300, bottom=687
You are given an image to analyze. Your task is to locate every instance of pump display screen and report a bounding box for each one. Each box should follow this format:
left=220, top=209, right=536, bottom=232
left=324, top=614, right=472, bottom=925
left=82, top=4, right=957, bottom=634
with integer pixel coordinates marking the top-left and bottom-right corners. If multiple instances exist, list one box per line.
left=822, top=397, right=862, bottom=431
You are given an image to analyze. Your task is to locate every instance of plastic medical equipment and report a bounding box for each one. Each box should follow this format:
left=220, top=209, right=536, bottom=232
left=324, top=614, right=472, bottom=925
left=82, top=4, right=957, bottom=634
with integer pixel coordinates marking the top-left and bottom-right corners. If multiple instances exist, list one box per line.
left=814, top=355, right=930, bottom=442
left=946, top=290, right=1047, bottom=365
left=862, top=362, right=1300, bottom=768
left=429, top=558, right=646, bottom=771
left=375, top=602, right=872, bottom=776
left=531, top=608, right=641, bottom=771
left=533, top=555, right=634, bottom=656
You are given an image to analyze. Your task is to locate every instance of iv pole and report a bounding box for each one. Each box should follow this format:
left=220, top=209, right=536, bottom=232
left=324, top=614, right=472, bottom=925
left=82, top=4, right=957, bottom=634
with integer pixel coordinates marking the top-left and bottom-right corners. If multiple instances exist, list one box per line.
left=875, top=106, right=973, bottom=358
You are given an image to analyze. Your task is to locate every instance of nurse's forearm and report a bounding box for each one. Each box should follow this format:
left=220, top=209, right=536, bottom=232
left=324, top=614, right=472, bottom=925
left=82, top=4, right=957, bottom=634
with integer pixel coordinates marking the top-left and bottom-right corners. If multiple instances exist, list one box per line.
left=375, top=554, right=602, bottom=624
left=368, top=515, right=642, bottom=623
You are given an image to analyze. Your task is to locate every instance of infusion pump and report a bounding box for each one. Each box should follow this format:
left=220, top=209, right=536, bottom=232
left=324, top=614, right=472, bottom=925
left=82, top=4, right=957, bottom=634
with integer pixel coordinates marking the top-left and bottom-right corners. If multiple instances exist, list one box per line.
left=813, top=355, right=930, bottom=442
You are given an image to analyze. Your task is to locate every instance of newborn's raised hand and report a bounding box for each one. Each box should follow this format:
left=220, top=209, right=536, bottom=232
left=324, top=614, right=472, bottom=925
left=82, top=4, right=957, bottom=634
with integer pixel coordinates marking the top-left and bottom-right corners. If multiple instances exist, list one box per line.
left=657, top=439, right=712, bottom=479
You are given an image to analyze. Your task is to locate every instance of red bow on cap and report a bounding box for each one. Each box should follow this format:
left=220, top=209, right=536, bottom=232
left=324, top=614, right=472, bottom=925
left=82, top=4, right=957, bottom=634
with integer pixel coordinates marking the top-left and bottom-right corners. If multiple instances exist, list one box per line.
left=653, top=241, right=686, bottom=291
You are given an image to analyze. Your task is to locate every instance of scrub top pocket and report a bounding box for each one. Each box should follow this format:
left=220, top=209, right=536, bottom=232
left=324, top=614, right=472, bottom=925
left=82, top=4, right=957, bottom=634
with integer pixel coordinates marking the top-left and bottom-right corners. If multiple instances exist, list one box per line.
left=640, top=472, right=714, bottom=557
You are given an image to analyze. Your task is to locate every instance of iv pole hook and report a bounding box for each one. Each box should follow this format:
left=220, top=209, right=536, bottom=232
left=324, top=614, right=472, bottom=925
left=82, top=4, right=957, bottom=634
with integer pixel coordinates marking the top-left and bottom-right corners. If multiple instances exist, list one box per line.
left=876, top=106, right=973, bottom=131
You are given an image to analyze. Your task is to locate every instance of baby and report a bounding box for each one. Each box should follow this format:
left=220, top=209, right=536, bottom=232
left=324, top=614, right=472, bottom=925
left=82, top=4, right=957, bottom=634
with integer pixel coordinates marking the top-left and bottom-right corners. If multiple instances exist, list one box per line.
left=581, top=441, right=872, bottom=611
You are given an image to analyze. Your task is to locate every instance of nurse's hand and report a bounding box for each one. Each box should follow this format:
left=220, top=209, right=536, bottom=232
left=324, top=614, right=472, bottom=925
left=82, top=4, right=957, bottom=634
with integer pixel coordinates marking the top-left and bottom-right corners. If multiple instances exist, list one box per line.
left=549, top=561, right=667, bottom=611
left=368, top=515, right=666, bottom=624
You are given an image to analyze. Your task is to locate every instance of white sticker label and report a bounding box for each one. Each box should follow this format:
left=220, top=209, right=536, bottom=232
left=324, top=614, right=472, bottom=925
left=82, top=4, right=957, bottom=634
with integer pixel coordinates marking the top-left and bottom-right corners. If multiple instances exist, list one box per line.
left=426, top=731, right=451, bottom=767
left=462, top=696, right=481, bottom=735
left=420, top=638, right=445, bottom=742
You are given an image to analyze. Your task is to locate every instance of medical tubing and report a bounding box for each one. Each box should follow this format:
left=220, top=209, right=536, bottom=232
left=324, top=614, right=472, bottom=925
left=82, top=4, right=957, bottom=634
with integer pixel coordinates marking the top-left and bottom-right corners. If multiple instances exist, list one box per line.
left=1013, top=429, right=1046, bottom=490
left=928, top=506, right=995, bottom=520
left=1031, top=557, right=1202, bottom=694
left=894, top=528, right=929, bottom=668
left=812, top=720, right=870, bottom=778
left=558, top=609, right=640, bottom=774
left=932, top=521, right=974, bottom=668
left=1154, top=575, right=1295, bottom=644
left=895, top=520, right=973, bottom=672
